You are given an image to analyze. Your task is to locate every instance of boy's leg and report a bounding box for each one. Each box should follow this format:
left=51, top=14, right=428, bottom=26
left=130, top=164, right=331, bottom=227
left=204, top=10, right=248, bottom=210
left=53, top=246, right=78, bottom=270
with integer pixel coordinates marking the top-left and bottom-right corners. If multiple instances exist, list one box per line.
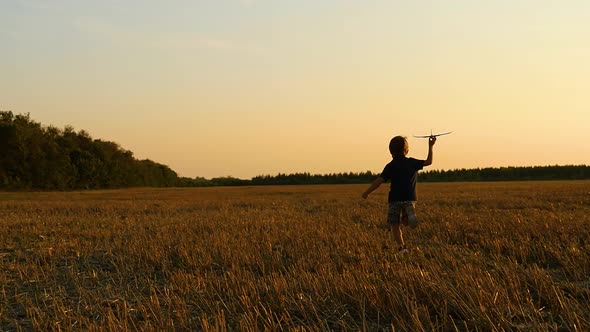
left=403, top=202, right=419, bottom=228
left=387, top=202, right=406, bottom=249
left=401, top=209, right=409, bottom=226
left=390, top=223, right=405, bottom=248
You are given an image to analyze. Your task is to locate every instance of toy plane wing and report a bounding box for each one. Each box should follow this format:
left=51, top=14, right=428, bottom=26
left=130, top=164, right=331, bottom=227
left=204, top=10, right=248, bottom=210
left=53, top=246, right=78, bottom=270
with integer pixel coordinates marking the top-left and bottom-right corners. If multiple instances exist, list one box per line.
left=414, top=131, right=453, bottom=138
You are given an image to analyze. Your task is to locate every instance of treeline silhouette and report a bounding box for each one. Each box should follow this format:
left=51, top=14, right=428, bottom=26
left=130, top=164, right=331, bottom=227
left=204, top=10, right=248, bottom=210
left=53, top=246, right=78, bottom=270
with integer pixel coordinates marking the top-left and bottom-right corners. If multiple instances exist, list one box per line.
left=177, top=171, right=377, bottom=187
left=179, top=165, right=590, bottom=187
left=2, top=111, right=588, bottom=190
left=1, top=111, right=178, bottom=190
left=419, top=166, right=590, bottom=182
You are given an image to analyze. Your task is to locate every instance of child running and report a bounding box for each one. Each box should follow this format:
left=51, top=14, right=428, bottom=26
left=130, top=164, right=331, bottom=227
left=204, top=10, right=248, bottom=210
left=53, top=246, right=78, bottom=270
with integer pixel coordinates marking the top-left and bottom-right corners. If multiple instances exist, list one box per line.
left=362, top=135, right=436, bottom=253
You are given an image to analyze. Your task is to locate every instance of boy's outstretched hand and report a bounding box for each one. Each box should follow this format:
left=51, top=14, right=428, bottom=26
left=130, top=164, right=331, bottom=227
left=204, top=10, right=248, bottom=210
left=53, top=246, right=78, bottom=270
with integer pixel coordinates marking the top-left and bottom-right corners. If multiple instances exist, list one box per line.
left=362, top=177, right=384, bottom=199
left=429, top=136, right=437, bottom=146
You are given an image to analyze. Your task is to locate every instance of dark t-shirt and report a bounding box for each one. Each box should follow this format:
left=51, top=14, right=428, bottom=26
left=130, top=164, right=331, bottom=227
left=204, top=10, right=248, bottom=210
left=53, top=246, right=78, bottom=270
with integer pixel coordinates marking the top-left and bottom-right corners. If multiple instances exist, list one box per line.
left=380, top=156, right=425, bottom=202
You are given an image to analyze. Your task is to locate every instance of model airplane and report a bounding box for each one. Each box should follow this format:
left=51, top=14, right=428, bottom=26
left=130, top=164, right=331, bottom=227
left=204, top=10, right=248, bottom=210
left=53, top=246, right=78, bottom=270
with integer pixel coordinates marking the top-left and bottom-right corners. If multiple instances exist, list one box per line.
left=414, top=130, right=453, bottom=139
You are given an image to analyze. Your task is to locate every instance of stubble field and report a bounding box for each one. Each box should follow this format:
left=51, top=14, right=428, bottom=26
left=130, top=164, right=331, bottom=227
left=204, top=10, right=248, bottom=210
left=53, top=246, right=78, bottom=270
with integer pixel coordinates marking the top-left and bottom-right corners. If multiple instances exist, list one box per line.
left=0, top=181, right=589, bottom=331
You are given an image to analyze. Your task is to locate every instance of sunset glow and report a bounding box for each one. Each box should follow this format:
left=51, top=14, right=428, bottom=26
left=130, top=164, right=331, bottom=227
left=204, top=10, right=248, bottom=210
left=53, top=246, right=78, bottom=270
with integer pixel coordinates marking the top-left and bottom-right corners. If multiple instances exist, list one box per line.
left=2, top=1, right=589, bottom=178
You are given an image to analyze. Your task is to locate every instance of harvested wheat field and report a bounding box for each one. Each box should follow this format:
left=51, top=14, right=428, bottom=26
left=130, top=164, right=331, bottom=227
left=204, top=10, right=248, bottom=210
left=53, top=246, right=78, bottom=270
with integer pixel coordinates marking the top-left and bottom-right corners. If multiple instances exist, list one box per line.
left=1, top=181, right=589, bottom=331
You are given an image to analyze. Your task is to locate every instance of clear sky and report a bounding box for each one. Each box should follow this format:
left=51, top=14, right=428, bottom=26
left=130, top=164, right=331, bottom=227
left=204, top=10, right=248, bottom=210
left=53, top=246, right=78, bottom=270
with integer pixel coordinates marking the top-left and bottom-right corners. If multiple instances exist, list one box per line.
left=2, top=0, right=589, bottom=179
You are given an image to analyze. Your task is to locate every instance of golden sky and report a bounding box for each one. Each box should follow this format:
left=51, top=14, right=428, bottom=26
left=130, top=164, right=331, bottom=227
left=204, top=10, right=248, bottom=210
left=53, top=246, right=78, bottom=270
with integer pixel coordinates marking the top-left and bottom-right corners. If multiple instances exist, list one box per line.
left=1, top=1, right=589, bottom=178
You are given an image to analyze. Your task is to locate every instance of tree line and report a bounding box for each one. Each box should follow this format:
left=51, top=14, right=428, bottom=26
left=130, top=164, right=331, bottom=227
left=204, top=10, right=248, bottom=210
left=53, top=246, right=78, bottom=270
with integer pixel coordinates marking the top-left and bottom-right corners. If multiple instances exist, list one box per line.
left=418, top=165, right=590, bottom=182
left=177, top=171, right=378, bottom=187
left=2, top=111, right=588, bottom=190
left=179, top=165, right=590, bottom=187
left=0, top=111, right=178, bottom=190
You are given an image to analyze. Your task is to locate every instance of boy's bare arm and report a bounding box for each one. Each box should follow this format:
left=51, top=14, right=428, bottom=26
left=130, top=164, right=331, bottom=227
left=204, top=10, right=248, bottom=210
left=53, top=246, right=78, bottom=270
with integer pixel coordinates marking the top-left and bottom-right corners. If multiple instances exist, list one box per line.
left=362, top=177, right=385, bottom=199
left=424, top=136, right=436, bottom=166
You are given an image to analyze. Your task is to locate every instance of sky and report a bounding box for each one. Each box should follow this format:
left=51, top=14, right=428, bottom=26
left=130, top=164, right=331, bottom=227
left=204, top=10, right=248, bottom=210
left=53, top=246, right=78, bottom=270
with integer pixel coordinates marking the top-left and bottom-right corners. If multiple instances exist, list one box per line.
left=1, top=0, right=589, bottom=179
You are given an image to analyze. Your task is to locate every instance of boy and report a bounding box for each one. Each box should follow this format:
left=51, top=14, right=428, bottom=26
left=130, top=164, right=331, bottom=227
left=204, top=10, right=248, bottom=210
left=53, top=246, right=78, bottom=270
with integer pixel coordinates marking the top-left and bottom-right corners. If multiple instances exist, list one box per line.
left=362, top=135, right=436, bottom=253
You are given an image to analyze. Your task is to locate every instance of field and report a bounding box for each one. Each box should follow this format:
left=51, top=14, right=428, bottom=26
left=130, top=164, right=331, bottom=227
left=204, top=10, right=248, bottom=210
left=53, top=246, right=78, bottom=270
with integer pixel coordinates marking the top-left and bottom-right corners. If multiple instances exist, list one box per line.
left=1, top=181, right=589, bottom=331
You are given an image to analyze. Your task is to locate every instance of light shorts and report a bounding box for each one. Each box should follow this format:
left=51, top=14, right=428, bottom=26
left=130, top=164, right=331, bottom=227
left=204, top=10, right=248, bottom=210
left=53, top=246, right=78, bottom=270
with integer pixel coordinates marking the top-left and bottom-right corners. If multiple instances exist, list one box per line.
left=387, top=201, right=417, bottom=226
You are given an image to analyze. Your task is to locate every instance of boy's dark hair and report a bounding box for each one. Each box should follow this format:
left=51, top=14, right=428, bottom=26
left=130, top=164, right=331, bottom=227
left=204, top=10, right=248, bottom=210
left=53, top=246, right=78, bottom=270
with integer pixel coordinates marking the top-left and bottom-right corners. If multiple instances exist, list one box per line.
left=389, top=136, right=408, bottom=157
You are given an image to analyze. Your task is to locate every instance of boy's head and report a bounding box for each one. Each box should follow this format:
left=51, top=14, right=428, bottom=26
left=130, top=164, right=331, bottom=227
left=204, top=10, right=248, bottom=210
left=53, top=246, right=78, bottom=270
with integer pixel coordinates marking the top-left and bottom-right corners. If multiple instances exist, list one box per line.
left=389, top=136, right=409, bottom=157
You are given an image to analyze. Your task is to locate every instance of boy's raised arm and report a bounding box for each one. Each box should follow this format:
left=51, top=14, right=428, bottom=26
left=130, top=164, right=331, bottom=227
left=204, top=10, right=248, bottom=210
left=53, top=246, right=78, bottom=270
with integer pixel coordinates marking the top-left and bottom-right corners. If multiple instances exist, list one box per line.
left=424, top=136, right=436, bottom=166
left=362, top=177, right=385, bottom=199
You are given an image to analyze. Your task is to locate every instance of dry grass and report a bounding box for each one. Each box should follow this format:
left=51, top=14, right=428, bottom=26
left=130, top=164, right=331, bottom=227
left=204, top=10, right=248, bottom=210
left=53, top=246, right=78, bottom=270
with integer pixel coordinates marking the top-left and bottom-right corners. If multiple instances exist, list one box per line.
left=1, top=181, right=589, bottom=331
